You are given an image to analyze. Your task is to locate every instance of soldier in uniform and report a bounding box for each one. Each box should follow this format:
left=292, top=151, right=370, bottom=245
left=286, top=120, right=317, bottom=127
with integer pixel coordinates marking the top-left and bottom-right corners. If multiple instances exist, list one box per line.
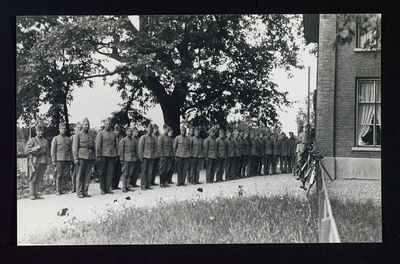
left=73, top=118, right=95, bottom=198
left=111, top=124, right=123, bottom=190
left=186, top=126, right=194, bottom=183
left=118, top=126, right=138, bottom=192
left=51, top=123, right=73, bottom=195
left=287, top=132, right=296, bottom=174
left=151, top=124, right=160, bottom=186
left=224, top=130, right=235, bottom=181
left=215, top=129, right=227, bottom=182
left=248, top=132, right=257, bottom=177
left=257, top=132, right=265, bottom=175
left=138, top=124, right=157, bottom=190
left=271, top=133, right=281, bottom=174
left=238, top=131, right=246, bottom=178
left=189, top=127, right=204, bottom=184
left=263, top=131, right=273, bottom=175
left=129, top=127, right=141, bottom=188
left=167, top=128, right=175, bottom=184
left=158, top=125, right=174, bottom=188
left=70, top=122, right=82, bottom=193
left=280, top=132, right=289, bottom=174
left=203, top=128, right=218, bottom=183
left=173, top=125, right=191, bottom=186
left=232, top=130, right=241, bottom=179
left=95, top=117, right=118, bottom=195
left=25, top=123, right=50, bottom=200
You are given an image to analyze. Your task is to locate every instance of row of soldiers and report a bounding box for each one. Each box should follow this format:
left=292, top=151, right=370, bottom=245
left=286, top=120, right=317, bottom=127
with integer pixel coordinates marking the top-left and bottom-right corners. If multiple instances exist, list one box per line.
left=25, top=116, right=313, bottom=200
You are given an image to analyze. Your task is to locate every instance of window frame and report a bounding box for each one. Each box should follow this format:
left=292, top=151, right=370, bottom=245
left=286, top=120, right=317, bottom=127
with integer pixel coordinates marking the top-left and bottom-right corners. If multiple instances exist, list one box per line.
left=355, top=16, right=381, bottom=51
left=354, top=78, right=381, bottom=149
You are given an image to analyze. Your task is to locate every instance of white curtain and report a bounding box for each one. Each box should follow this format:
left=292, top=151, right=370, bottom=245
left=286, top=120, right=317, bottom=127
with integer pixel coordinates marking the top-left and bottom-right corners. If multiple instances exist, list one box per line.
left=358, top=82, right=375, bottom=145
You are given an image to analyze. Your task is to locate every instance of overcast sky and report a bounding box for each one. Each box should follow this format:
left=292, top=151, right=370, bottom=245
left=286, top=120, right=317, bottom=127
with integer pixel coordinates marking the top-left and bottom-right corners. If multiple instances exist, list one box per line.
left=31, top=16, right=317, bottom=134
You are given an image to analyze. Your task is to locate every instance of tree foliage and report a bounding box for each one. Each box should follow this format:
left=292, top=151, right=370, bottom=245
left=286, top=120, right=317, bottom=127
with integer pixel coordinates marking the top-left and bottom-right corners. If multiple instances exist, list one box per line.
left=17, top=15, right=303, bottom=136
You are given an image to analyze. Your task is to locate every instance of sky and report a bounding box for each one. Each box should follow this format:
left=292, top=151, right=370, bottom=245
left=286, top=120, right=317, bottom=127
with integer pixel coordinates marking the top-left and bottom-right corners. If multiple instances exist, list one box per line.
left=32, top=16, right=317, bottom=134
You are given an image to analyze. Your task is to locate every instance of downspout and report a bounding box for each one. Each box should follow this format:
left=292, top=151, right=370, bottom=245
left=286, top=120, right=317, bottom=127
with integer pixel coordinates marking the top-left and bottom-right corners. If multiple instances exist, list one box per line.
left=333, top=17, right=338, bottom=179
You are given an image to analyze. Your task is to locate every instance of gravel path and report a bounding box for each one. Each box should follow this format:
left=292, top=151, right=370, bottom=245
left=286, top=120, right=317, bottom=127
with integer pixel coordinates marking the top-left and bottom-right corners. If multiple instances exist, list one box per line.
left=17, top=170, right=381, bottom=244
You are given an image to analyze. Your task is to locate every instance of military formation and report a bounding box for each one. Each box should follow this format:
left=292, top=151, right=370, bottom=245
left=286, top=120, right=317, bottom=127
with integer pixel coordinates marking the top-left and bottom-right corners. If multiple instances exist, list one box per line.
left=25, top=117, right=314, bottom=200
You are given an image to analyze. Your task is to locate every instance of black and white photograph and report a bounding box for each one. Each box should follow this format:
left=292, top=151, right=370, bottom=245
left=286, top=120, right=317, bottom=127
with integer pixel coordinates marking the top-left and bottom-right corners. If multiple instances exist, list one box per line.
left=16, top=13, right=382, bottom=245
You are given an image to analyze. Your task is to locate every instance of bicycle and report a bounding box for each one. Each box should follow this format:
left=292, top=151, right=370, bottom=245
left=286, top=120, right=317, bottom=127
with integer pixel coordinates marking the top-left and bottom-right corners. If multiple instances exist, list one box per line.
left=299, top=145, right=333, bottom=196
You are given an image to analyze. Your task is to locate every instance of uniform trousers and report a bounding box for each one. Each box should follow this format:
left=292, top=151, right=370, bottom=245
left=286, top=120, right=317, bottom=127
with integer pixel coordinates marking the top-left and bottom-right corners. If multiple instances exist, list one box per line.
left=159, top=156, right=174, bottom=185
left=176, top=157, right=189, bottom=185
left=70, top=163, right=77, bottom=191
left=100, top=157, right=115, bottom=192
left=280, top=155, right=288, bottom=173
left=272, top=155, right=280, bottom=174
left=241, top=155, right=249, bottom=177
left=130, top=160, right=141, bottom=186
left=288, top=155, right=295, bottom=174
left=76, top=159, right=93, bottom=196
left=233, top=156, right=241, bottom=179
left=246, top=155, right=253, bottom=177
left=56, top=161, right=70, bottom=192
left=225, top=157, right=234, bottom=180
left=215, top=158, right=227, bottom=181
left=190, top=158, right=203, bottom=184
left=151, top=157, right=160, bottom=184
left=140, top=158, right=154, bottom=189
left=111, top=156, right=122, bottom=188
left=122, top=161, right=135, bottom=188
left=206, top=158, right=218, bottom=182
left=264, top=154, right=273, bottom=175
left=29, top=163, right=47, bottom=197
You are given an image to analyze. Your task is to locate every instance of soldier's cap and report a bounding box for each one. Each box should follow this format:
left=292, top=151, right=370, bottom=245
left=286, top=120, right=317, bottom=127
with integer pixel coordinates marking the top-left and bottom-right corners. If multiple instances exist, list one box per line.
left=153, top=124, right=159, bottom=129
left=114, top=124, right=121, bottom=131
left=163, top=124, right=169, bottom=130
left=180, top=125, right=186, bottom=131
left=82, top=117, right=90, bottom=124
left=194, top=127, right=201, bottom=133
left=147, top=124, right=153, bottom=130
left=219, top=129, right=225, bottom=134
left=35, top=123, right=45, bottom=132
left=207, top=128, right=215, bottom=134
left=75, top=122, right=82, bottom=127
left=59, top=123, right=66, bottom=129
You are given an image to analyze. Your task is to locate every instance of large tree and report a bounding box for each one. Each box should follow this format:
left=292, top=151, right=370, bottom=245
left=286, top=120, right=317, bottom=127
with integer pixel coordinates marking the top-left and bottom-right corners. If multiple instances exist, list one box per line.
left=18, top=15, right=303, bottom=135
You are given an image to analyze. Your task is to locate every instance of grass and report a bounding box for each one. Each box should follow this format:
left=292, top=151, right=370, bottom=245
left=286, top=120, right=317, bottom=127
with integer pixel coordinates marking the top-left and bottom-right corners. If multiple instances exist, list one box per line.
left=26, top=194, right=319, bottom=244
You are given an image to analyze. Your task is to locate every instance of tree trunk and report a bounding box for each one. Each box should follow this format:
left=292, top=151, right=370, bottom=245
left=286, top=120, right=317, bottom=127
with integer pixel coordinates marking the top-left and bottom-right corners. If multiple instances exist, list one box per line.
left=63, top=97, right=70, bottom=136
left=160, top=100, right=181, bottom=137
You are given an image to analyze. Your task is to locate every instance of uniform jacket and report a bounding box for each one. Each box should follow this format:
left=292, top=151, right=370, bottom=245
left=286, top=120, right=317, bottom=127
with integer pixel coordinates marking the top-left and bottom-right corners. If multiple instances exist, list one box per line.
left=257, top=138, right=264, bottom=156
left=25, top=136, right=50, bottom=164
left=233, top=138, right=241, bottom=157
left=272, top=139, right=281, bottom=156
left=239, top=138, right=247, bottom=155
left=152, top=133, right=160, bottom=158
left=216, top=137, right=227, bottom=159
left=264, top=137, right=273, bottom=155
left=119, top=136, right=138, bottom=162
left=73, top=131, right=95, bottom=160
left=173, top=135, right=191, bottom=158
left=138, top=134, right=157, bottom=159
left=158, top=133, right=174, bottom=157
left=51, top=135, right=73, bottom=162
left=95, top=129, right=118, bottom=157
left=280, top=137, right=289, bottom=156
left=250, top=138, right=258, bottom=156
left=225, top=138, right=235, bottom=158
left=190, top=136, right=204, bottom=158
left=203, top=136, right=217, bottom=159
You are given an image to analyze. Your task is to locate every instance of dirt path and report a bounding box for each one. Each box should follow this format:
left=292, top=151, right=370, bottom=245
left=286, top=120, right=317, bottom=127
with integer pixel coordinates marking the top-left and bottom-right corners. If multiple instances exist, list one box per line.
left=18, top=170, right=308, bottom=244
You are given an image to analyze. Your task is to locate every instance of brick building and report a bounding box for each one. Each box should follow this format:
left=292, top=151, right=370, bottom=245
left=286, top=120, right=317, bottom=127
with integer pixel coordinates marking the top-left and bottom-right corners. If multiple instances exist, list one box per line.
left=304, top=14, right=381, bottom=179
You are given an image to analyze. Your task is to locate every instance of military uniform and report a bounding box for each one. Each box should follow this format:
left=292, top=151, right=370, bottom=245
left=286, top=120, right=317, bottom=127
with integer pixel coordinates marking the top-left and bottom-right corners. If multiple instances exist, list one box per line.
left=272, top=137, right=281, bottom=174
left=287, top=134, right=296, bottom=174
left=151, top=131, right=160, bottom=185
left=203, top=134, right=218, bottom=183
left=25, top=133, right=50, bottom=199
left=249, top=136, right=258, bottom=176
left=51, top=132, right=73, bottom=194
left=189, top=134, right=204, bottom=184
left=119, top=134, right=138, bottom=190
left=96, top=128, right=118, bottom=193
left=224, top=136, right=235, bottom=180
left=174, top=133, right=191, bottom=186
left=240, top=135, right=250, bottom=177
left=138, top=133, right=157, bottom=189
left=263, top=136, right=273, bottom=175
left=215, top=135, right=227, bottom=182
left=111, top=128, right=123, bottom=189
left=158, top=130, right=174, bottom=187
left=256, top=136, right=265, bottom=175
left=130, top=133, right=142, bottom=187
left=232, top=134, right=242, bottom=179
left=280, top=135, right=289, bottom=173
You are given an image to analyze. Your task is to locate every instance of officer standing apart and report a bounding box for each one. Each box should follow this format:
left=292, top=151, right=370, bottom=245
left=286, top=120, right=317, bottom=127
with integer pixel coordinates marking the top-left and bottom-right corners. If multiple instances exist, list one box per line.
left=95, top=117, right=118, bottom=195
left=158, top=125, right=174, bottom=188
left=138, top=124, right=157, bottom=190
left=25, top=122, right=50, bottom=200
left=73, top=118, right=95, bottom=198
left=51, top=123, right=73, bottom=196
left=118, top=126, right=138, bottom=192
left=173, top=125, right=191, bottom=186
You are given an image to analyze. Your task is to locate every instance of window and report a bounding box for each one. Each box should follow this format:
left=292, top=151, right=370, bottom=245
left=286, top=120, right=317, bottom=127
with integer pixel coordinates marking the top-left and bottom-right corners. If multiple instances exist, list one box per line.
left=356, top=15, right=381, bottom=50
left=356, top=80, right=381, bottom=147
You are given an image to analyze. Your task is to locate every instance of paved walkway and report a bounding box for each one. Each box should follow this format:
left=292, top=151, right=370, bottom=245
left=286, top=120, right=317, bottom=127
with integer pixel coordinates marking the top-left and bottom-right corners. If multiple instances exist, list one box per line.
left=18, top=170, right=307, bottom=244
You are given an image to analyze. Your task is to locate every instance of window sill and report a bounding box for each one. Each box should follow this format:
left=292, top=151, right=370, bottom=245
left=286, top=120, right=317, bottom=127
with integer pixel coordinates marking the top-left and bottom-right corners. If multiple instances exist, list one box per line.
left=354, top=48, right=381, bottom=52
left=351, top=147, right=381, bottom=152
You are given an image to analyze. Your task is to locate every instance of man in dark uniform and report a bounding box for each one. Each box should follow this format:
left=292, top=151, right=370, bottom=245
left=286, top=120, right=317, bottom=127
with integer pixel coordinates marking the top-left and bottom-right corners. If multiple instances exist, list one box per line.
left=280, top=132, right=289, bottom=173
left=111, top=124, right=123, bottom=190
left=73, top=118, right=95, bottom=198
left=287, top=132, right=296, bottom=174
left=203, top=128, right=218, bottom=183
left=215, top=129, right=227, bottom=182
left=138, top=124, right=157, bottom=190
left=186, top=126, right=194, bottom=183
left=151, top=124, right=160, bottom=186
left=167, top=128, right=175, bottom=184
left=51, top=123, right=73, bottom=195
left=174, top=125, right=191, bottom=186
left=96, top=117, right=118, bottom=195
left=256, top=132, right=265, bottom=175
left=25, top=122, right=50, bottom=200
left=271, top=133, right=281, bottom=174
left=238, top=131, right=246, bottom=178
left=70, top=122, right=82, bottom=193
left=263, top=131, right=273, bottom=175
left=248, top=132, right=257, bottom=177
left=189, top=127, right=204, bottom=184
left=158, top=125, right=174, bottom=187
left=232, top=130, right=241, bottom=179
left=118, top=126, right=138, bottom=192
left=224, top=130, right=235, bottom=181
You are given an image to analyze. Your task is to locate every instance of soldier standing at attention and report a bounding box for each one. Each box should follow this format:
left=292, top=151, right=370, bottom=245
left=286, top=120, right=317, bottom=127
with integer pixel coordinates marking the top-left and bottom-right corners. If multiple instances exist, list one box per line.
left=111, top=124, right=123, bottom=190
left=224, top=130, right=235, bottom=181
left=189, top=127, right=204, bottom=184
left=215, top=129, right=227, bottom=182
left=151, top=124, right=160, bottom=186
left=51, top=123, right=73, bottom=196
left=232, top=130, right=241, bottom=180
left=158, top=125, right=174, bottom=188
left=70, top=122, right=82, bottom=193
left=280, top=132, right=289, bottom=174
left=272, top=133, right=281, bottom=174
left=129, top=127, right=141, bottom=188
left=95, top=117, right=118, bottom=195
left=248, top=131, right=257, bottom=177
left=257, top=132, right=265, bottom=175
left=173, top=125, right=191, bottom=186
left=138, top=124, right=157, bottom=190
left=118, top=126, right=138, bottom=192
left=203, top=128, right=218, bottom=183
left=240, top=131, right=250, bottom=177
left=167, top=128, right=175, bottom=184
left=186, top=126, right=194, bottom=183
left=238, top=131, right=246, bottom=178
left=263, top=132, right=273, bottom=175
left=287, top=132, right=296, bottom=174
left=25, top=122, right=50, bottom=200
left=73, top=118, right=95, bottom=198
